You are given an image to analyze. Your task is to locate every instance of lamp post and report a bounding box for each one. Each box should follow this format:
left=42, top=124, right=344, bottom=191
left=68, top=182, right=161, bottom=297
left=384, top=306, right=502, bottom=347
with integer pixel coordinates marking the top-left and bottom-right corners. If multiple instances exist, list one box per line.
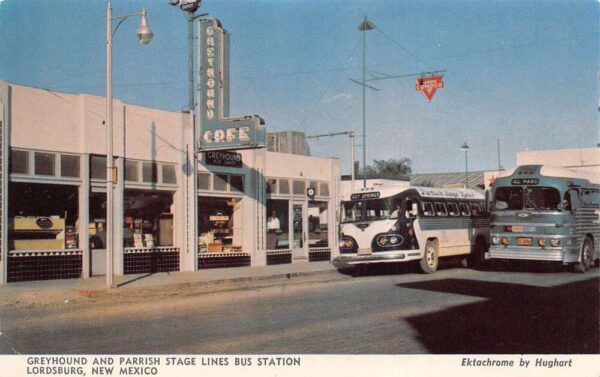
left=106, top=0, right=153, bottom=287
left=460, top=142, right=470, bottom=189
left=358, top=16, right=375, bottom=188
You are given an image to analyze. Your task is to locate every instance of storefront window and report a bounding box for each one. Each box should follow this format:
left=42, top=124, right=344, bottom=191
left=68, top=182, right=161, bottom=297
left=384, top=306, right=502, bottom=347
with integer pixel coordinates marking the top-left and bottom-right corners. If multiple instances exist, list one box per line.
left=293, top=180, right=305, bottom=195
left=123, top=190, right=174, bottom=247
left=125, top=160, right=139, bottom=182
left=266, top=199, right=289, bottom=250
left=214, top=174, right=228, bottom=191
left=61, top=155, right=80, bottom=178
left=198, top=197, right=243, bottom=252
left=319, top=182, right=329, bottom=197
left=90, top=155, right=106, bottom=180
left=308, top=201, right=328, bottom=247
left=266, top=178, right=277, bottom=194
left=162, top=164, right=177, bottom=184
left=9, top=182, right=79, bottom=250
left=10, top=149, right=29, bottom=174
left=35, top=152, right=55, bottom=176
left=279, top=179, right=290, bottom=194
left=198, top=172, right=210, bottom=190
left=142, top=162, right=158, bottom=183
left=229, top=175, right=244, bottom=193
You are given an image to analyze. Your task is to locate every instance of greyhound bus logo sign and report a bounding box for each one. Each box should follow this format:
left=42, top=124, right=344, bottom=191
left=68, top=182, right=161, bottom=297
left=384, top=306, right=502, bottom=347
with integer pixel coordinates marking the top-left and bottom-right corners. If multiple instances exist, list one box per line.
left=415, top=75, right=444, bottom=102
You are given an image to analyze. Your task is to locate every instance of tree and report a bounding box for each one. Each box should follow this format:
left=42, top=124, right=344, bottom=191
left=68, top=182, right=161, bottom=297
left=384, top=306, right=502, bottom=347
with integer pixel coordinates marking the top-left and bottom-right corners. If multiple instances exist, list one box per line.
left=360, top=158, right=412, bottom=177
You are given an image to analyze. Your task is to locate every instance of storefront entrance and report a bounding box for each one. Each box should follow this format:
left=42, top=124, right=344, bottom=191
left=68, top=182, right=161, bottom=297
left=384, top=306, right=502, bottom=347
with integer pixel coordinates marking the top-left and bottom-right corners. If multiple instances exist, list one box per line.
left=292, top=201, right=307, bottom=261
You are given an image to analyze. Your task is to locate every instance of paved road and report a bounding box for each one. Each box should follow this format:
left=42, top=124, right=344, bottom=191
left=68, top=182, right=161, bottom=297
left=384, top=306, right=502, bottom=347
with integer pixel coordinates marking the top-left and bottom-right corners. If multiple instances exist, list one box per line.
left=0, top=262, right=598, bottom=354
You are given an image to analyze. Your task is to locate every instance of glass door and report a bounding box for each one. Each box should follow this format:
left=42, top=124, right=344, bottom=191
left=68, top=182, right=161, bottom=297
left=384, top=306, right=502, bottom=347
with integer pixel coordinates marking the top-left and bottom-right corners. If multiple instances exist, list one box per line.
left=292, top=201, right=307, bottom=260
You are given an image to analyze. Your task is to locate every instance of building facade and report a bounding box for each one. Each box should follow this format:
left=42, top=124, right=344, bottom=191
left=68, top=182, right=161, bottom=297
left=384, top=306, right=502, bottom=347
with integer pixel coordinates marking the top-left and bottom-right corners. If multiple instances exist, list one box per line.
left=0, top=81, right=340, bottom=284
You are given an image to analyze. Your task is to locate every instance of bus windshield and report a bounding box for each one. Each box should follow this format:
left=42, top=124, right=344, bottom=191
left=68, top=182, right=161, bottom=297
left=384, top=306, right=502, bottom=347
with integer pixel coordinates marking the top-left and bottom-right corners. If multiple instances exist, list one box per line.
left=494, top=186, right=561, bottom=211
left=341, top=198, right=394, bottom=223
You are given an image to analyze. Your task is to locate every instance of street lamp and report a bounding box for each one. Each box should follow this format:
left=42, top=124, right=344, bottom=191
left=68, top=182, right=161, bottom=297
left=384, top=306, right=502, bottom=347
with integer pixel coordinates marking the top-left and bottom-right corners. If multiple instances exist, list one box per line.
left=106, top=0, right=153, bottom=287
left=459, top=142, right=470, bottom=189
left=358, top=16, right=375, bottom=188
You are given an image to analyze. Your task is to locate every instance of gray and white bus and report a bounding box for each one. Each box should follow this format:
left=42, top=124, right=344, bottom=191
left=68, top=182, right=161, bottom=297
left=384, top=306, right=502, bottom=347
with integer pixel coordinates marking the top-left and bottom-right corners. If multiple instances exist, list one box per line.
left=489, top=165, right=600, bottom=272
left=332, top=186, right=489, bottom=273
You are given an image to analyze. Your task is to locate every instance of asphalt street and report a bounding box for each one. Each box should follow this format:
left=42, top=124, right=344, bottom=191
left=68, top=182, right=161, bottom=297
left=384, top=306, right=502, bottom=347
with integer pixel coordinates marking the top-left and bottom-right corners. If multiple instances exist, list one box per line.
left=0, top=262, right=597, bottom=354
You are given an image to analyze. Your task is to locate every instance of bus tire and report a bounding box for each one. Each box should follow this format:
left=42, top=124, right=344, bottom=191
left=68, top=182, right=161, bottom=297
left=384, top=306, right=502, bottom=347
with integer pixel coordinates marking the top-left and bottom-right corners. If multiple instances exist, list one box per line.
left=574, top=237, right=593, bottom=273
left=420, top=240, right=439, bottom=274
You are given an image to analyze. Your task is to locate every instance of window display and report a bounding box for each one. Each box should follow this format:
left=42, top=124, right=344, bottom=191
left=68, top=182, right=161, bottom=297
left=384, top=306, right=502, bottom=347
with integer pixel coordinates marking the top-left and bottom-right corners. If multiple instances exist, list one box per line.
left=308, top=201, right=328, bottom=247
left=8, top=183, right=79, bottom=250
left=266, top=199, right=289, bottom=250
left=198, top=197, right=242, bottom=253
left=123, top=190, right=174, bottom=248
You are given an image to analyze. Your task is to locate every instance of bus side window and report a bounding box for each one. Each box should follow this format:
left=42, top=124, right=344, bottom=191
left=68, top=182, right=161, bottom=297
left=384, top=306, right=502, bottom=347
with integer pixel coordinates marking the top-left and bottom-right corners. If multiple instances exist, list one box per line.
left=460, top=203, right=471, bottom=216
left=447, top=202, right=460, bottom=216
left=434, top=202, right=448, bottom=216
left=592, top=191, right=600, bottom=205
left=583, top=190, right=592, bottom=205
left=470, top=203, right=481, bottom=217
left=421, top=201, right=434, bottom=216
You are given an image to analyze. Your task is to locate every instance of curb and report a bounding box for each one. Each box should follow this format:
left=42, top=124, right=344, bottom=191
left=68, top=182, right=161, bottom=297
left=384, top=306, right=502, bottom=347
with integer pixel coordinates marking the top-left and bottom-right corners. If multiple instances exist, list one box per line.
left=0, top=266, right=342, bottom=307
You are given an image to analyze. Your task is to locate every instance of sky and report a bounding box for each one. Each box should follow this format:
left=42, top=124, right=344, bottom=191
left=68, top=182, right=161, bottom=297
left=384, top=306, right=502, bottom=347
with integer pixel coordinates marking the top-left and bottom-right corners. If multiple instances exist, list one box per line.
left=0, top=0, right=597, bottom=175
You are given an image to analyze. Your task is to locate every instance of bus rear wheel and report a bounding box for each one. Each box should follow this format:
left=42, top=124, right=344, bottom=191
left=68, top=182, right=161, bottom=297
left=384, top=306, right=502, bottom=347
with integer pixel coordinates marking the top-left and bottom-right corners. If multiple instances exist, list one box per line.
left=574, top=237, right=593, bottom=273
left=420, top=240, right=438, bottom=274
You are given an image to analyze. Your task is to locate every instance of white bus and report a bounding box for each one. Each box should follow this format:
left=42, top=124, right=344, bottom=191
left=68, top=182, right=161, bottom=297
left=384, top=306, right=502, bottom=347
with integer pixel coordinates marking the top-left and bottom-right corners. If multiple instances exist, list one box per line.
left=489, top=165, right=600, bottom=272
left=332, top=186, right=490, bottom=273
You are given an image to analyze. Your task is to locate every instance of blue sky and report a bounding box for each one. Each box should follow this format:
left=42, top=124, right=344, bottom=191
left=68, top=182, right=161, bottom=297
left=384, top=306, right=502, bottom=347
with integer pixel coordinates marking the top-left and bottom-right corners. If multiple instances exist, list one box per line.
left=0, top=0, right=597, bottom=175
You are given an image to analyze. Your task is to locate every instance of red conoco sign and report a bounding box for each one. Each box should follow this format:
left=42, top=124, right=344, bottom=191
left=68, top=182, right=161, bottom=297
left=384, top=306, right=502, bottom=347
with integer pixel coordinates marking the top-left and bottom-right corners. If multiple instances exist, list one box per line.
left=415, top=75, right=444, bottom=102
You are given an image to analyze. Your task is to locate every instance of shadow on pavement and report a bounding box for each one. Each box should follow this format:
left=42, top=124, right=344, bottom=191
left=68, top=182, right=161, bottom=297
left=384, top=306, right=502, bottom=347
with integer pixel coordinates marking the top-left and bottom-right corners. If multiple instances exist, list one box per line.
left=116, top=273, right=155, bottom=288
left=398, top=277, right=599, bottom=354
left=337, top=259, right=465, bottom=277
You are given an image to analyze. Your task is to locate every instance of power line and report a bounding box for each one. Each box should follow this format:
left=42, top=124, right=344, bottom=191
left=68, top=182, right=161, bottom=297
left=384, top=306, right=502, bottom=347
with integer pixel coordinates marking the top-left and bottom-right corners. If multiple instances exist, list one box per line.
left=375, top=28, right=436, bottom=71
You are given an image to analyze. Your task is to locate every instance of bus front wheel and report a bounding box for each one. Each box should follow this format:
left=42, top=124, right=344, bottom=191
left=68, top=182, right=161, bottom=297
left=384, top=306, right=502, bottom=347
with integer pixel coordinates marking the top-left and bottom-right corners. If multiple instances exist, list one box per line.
left=420, top=240, right=439, bottom=274
left=574, top=237, right=594, bottom=273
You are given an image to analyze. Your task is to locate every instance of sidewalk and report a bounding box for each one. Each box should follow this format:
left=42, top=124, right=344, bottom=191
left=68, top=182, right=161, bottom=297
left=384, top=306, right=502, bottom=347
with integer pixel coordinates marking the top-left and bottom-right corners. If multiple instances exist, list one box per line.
left=0, top=261, right=339, bottom=306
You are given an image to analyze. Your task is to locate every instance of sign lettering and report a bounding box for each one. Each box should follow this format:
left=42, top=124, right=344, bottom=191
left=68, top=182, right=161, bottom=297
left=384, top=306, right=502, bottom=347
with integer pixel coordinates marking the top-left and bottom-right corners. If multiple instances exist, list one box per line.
left=351, top=192, right=381, bottom=200
left=511, top=178, right=539, bottom=185
left=198, top=17, right=266, bottom=151
left=205, top=151, right=243, bottom=168
left=415, top=75, right=444, bottom=102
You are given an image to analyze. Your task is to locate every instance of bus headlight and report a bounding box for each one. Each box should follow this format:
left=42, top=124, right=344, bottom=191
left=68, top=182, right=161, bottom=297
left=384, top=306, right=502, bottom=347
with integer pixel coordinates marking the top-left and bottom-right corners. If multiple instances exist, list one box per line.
left=550, top=239, right=560, bottom=247
left=538, top=238, right=545, bottom=247
left=492, top=236, right=500, bottom=245
left=389, top=236, right=400, bottom=245
left=501, top=237, right=509, bottom=246
left=342, top=238, right=354, bottom=249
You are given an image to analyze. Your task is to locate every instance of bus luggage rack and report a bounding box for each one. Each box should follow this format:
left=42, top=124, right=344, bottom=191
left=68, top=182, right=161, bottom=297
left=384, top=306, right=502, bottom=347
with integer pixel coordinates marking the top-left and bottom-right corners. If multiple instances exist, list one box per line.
left=266, top=250, right=292, bottom=265
left=123, top=247, right=180, bottom=275
left=7, top=249, right=83, bottom=282
left=197, top=252, right=251, bottom=269
left=309, top=248, right=331, bottom=262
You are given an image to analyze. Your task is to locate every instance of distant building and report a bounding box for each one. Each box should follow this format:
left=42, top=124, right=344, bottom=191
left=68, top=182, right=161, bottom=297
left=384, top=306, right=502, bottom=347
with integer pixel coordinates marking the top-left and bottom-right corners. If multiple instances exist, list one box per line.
left=410, top=171, right=487, bottom=191
left=517, top=147, right=600, bottom=173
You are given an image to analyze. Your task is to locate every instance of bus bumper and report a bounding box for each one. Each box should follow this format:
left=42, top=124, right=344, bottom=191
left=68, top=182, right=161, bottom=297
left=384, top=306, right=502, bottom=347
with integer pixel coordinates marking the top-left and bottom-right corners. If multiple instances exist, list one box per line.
left=331, top=250, right=421, bottom=269
left=488, top=246, right=579, bottom=263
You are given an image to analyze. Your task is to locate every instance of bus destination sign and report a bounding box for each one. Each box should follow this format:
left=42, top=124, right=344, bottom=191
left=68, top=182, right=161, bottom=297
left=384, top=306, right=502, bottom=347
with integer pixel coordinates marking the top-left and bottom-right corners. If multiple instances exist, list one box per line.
left=511, top=178, right=539, bottom=185
left=351, top=192, right=381, bottom=200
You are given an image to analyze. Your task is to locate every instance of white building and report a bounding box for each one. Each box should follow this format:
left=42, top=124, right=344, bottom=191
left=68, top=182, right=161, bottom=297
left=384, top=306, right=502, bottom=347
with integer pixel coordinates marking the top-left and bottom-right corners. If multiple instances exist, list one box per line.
left=0, top=81, right=340, bottom=284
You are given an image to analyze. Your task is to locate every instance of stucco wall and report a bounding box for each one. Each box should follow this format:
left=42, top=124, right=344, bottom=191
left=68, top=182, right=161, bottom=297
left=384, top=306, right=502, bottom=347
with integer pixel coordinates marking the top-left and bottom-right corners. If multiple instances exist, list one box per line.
left=10, top=84, right=187, bottom=163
